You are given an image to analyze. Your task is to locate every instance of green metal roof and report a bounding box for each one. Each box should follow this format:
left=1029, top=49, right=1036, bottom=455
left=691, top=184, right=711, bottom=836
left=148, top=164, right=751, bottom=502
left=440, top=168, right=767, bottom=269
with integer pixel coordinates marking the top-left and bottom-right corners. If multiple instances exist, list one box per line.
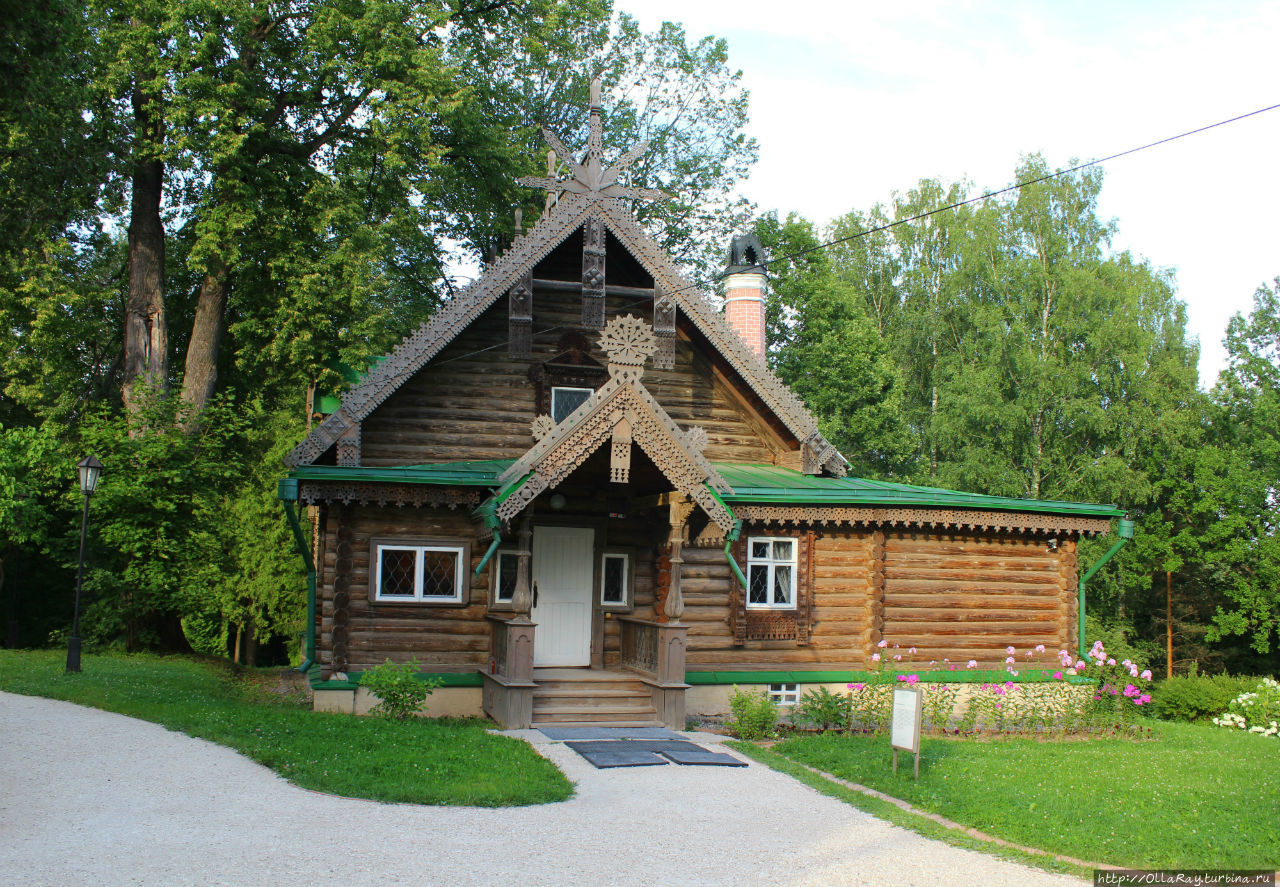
left=288, top=459, right=1122, bottom=518
left=290, top=460, right=514, bottom=486
left=712, top=463, right=1124, bottom=517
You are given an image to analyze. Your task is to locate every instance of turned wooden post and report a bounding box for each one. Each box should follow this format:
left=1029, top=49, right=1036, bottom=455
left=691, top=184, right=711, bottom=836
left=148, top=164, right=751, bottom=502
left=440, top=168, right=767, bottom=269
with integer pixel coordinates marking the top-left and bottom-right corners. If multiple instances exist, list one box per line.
left=663, top=497, right=694, bottom=624
left=510, top=513, right=534, bottom=623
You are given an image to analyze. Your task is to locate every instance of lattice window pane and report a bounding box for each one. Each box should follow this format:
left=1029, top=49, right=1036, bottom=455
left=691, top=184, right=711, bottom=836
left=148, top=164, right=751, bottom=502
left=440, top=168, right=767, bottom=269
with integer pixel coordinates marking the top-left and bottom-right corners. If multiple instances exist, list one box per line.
left=496, top=553, right=518, bottom=603
left=551, top=387, right=592, bottom=423
left=379, top=549, right=417, bottom=597
left=773, top=565, right=793, bottom=605
left=749, top=564, right=769, bottom=604
left=420, top=550, right=458, bottom=599
left=602, top=554, right=626, bottom=604
left=772, top=540, right=793, bottom=561
left=751, top=541, right=770, bottom=559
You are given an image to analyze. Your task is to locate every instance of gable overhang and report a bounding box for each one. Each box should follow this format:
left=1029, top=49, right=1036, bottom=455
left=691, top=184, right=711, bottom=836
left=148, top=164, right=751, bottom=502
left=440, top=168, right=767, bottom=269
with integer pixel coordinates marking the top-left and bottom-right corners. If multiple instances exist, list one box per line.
left=487, top=376, right=736, bottom=532
left=283, top=191, right=845, bottom=476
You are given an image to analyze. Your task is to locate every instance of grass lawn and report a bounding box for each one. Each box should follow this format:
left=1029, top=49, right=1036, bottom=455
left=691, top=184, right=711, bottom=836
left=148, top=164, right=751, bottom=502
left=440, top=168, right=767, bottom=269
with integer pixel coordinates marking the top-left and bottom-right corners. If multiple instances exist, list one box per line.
left=0, top=649, right=573, bottom=807
left=764, top=723, right=1280, bottom=870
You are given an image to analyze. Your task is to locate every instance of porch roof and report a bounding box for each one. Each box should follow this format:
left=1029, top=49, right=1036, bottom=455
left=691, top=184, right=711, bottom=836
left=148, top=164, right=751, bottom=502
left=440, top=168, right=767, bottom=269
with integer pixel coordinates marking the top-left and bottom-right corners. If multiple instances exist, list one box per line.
left=289, top=459, right=1123, bottom=519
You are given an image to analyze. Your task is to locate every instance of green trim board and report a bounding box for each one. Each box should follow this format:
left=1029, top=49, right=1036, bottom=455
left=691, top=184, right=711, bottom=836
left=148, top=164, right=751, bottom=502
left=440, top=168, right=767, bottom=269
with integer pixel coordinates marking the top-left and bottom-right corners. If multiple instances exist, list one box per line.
left=310, top=670, right=486, bottom=691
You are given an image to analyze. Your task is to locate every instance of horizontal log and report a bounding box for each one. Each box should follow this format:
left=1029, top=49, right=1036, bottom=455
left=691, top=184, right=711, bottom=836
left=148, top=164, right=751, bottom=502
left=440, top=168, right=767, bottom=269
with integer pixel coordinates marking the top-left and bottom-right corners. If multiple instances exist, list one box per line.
left=883, top=594, right=1060, bottom=611
left=882, top=579, right=1060, bottom=594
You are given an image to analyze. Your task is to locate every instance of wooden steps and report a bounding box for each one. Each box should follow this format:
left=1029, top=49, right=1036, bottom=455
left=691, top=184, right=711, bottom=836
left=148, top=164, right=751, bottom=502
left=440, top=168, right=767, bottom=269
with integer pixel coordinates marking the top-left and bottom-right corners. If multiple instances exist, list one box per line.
left=531, top=668, right=661, bottom=727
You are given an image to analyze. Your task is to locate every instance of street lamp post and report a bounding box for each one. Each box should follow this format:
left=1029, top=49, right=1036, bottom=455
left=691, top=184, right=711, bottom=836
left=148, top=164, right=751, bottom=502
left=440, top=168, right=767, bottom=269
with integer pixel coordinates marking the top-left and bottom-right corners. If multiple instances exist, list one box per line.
left=66, top=455, right=103, bottom=674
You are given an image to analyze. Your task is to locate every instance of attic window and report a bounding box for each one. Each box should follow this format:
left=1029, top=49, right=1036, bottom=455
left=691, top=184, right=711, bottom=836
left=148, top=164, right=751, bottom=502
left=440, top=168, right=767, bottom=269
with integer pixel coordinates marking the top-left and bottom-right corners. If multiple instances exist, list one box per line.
left=551, top=387, right=593, bottom=422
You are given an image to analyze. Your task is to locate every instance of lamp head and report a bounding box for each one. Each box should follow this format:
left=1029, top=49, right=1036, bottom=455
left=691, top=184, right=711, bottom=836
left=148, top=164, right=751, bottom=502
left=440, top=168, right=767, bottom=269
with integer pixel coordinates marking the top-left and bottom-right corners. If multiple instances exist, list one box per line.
left=77, top=455, right=103, bottom=496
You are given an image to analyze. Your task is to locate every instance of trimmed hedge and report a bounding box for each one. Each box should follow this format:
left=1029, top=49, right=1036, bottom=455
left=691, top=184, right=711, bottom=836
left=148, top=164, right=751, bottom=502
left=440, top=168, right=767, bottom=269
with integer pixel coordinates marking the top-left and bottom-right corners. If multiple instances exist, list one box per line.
left=1148, top=674, right=1266, bottom=723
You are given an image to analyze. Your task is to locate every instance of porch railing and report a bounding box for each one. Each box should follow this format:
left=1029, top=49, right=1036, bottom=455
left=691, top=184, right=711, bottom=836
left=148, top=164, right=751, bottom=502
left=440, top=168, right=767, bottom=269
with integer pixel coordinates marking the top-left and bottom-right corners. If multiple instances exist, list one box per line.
left=482, top=615, right=536, bottom=729
left=618, top=616, right=686, bottom=687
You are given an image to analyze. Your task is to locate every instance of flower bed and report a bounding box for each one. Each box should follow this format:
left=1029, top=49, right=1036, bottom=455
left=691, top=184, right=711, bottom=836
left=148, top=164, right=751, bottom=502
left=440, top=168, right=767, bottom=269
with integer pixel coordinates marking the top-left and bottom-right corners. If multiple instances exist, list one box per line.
left=1211, top=677, right=1280, bottom=737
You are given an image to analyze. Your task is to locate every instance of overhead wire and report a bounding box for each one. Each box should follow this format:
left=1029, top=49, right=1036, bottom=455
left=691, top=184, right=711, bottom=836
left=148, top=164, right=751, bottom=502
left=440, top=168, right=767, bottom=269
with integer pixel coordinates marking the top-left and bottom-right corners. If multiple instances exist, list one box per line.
left=419, top=100, right=1280, bottom=371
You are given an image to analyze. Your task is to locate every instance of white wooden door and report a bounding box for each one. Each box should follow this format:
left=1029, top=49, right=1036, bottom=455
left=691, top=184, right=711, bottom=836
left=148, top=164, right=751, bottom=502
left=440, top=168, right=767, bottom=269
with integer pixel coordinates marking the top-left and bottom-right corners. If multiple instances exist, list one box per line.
left=531, top=526, right=594, bottom=667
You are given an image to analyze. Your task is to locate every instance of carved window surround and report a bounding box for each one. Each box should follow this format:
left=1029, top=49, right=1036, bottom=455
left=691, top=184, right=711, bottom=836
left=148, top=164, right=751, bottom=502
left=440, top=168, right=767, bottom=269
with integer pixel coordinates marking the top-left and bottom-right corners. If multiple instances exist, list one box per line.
left=729, top=531, right=815, bottom=645
left=368, top=537, right=473, bottom=607
left=529, top=335, right=609, bottom=417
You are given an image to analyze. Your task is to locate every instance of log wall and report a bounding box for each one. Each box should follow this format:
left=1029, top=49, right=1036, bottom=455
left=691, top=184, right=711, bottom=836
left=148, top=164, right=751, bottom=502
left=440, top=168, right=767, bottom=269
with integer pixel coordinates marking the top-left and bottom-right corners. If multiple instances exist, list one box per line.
left=360, top=285, right=788, bottom=466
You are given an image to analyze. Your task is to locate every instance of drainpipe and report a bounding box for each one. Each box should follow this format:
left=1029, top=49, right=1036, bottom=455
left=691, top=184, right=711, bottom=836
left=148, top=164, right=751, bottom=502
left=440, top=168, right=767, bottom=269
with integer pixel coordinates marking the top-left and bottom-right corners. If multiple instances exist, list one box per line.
left=722, top=519, right=747, bottom=589
left=1077, top=516, right=1134, bottom=657
left=277, top=478, right=316, bottom=672
left=473, top=506, right=503, bottom=578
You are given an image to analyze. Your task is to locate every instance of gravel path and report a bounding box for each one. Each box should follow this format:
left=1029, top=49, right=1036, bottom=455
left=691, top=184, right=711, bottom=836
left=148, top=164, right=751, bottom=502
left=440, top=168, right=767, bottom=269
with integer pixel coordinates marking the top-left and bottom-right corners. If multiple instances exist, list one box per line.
left=1, top=691, right=1082, bottom=887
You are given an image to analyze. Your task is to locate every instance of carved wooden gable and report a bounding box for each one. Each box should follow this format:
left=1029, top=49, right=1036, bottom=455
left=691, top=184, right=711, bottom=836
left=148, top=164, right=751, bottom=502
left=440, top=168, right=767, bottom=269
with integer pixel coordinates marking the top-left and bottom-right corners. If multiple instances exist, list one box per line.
left=285, top=82, right=845, bottom=478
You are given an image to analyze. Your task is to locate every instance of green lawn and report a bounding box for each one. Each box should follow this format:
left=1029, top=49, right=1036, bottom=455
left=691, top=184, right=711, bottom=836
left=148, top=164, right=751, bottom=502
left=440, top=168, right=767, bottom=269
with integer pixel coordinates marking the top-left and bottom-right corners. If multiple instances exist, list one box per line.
left=0, top=650, right=573, bottom=807
left=764, top=724, right=1280, bottom=870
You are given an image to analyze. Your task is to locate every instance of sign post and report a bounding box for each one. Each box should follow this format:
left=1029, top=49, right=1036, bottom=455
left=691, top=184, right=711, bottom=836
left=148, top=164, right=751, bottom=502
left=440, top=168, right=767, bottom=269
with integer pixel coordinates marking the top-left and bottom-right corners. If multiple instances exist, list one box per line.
left=890, top=687, right=923, bottom=779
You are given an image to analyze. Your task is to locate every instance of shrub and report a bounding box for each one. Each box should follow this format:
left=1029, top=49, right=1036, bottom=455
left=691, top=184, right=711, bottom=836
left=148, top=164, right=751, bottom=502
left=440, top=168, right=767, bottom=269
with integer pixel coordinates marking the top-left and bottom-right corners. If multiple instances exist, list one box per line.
left=791, top=686, right=851, bottom=731
left=726, top=686, right=778, bottom=740
left=360, top=658, right=440, bottom=720
left=1149, top=674, right=1263, bottom=723
left=1211, top=677, right=1280, bottom=736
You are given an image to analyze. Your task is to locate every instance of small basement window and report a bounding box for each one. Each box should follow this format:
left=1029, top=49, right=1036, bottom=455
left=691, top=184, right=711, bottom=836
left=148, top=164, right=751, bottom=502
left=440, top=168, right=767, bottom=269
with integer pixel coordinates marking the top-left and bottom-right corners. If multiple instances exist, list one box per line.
left=768, top=683, right=800, bottom=705
left=372, top=541, right=469, bottom=604
left=600, top=552, right=631, bottom=607
left=551, top=386, right=593, bottom=423
left=747, top=537, right=797, bottom=609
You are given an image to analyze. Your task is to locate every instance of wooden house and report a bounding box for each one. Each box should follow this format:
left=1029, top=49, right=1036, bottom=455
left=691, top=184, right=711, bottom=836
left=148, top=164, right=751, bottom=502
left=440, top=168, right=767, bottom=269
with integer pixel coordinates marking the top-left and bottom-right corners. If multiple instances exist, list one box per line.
left=279, top=85, right=1125, bottom=728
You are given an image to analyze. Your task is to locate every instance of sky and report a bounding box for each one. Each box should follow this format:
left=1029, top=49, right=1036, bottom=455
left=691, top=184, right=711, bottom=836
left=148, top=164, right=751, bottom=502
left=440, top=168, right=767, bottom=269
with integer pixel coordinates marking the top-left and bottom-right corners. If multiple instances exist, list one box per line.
left=626, top=0, right=1280, bottom=386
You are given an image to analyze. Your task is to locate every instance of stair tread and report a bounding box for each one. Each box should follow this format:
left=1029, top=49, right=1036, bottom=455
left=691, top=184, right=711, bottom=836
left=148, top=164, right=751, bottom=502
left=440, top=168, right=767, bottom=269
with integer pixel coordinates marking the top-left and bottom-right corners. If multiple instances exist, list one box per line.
left=530, top=719, right=666, bottom=728
left=533, top=687, right=649, bottom=698
left=533, top=702, right=658, bottom=714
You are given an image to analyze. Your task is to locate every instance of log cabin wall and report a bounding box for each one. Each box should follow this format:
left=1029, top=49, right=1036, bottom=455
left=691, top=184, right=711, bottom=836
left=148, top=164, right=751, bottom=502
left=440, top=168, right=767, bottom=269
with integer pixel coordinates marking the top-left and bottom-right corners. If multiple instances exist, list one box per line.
left=359, top=284, right=785, bottom=467
left=317, top=504, right=490, bottom=674
left=682, top=525, right=1078, bottom=671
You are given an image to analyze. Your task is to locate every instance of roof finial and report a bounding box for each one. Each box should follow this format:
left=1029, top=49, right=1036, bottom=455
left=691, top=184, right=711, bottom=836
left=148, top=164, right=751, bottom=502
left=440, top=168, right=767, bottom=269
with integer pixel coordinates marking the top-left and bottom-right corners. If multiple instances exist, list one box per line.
left=589, top=76, right=601, bottom=110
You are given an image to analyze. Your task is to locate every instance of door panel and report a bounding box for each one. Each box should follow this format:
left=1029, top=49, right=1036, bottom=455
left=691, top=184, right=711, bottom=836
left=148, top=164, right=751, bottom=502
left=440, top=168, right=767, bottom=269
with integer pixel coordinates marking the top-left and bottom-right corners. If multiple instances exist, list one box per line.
left=531, top=526, right=594, bottom=667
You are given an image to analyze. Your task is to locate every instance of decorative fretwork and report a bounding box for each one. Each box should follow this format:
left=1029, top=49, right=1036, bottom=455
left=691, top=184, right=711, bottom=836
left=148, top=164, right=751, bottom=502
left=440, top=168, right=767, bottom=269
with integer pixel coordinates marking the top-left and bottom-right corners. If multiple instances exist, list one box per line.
left=508, top=268, right=533, bottom=358
left=529, top=334, right=608, bottom=417
left=652, top=283, right=677, bottom=370
left=683, top=425, right=708, bottom=456
left=599, top=313, right=657, bottom=372
left=336, top=424, right=360, bottom=467
left=620, top=618, right=658, bottom=674
left=610, top=416, right=632, bottom=483
left=582, top=217, right=607, bottom=329
left=330, top=512, right=352, bottom=676
left=284, top=84, right=844, bottom=478
left=732, top=505, right=1114, bottom=537
left=530, top=414, right=555, bottom=442
left=299, top=482, right=481, bottom=510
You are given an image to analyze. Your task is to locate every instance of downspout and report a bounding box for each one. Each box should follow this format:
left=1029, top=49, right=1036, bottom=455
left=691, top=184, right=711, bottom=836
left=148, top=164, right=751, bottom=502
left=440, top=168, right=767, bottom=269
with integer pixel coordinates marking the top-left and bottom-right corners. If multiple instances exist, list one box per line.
left=705, top=485, right=748, bottom=589
left=277, top=478, right=316, bottom=672
left=473, top=503, right=502, bottom=578
left=1077, top=516, right=1134, bottom=656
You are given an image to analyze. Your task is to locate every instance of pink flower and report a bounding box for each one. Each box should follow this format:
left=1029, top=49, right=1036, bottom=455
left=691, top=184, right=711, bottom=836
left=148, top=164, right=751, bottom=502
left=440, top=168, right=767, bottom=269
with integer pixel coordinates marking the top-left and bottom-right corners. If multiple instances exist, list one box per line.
left=1124, top=684, right=1139, bottom=698
left=968, top=660, right=978, bottom=668
left=1093, top=694, right=1101, bottom=701
left=905, top=674, right=920, bottom=685
left=877, top=639, right=888, bottom=648
left=1053, top=671, right=1063, bottom=680
left=871, top=653, right=881, bottom=662
left=1035, top=644, right=1045, bottom=653
left=897, top=675, right=907, bottom=682
left=893, top=654, right=902, bottom=661
left=908, top=647, right=917, bottom=655
left=1009, top=669, right=1019, bottom=677
left=1129, top=666, right=1139, bottom=678
left=1137, top=694, right=1151, bottom=705
left=852, top=682, right=866, bottom=691
left=929, top=660, right=936, bottom=667
left=1140, top=669, right=1153, bottom=681
left=1004, top=681, right=1016, bottom=690
left=995, top=701, right=1002, bottom=709
left=1005, top=656, right=1016, bottom=664
left=1006, top=645, right=1016, bottom=655
left=1074, top=660, right=1087, bottom=670
left=1107, top=658, right=1116, bottom=666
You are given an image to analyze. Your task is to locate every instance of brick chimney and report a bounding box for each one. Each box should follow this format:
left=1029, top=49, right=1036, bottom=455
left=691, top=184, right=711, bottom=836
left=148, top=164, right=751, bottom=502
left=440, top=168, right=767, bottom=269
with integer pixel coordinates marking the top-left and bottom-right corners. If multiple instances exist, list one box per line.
left=724, top=233, right=768, bottom=359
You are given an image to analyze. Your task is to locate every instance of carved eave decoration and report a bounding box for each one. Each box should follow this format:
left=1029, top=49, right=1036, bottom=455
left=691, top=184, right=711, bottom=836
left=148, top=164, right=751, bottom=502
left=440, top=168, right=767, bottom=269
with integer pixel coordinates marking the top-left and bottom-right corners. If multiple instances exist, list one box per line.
left=284, top=82, right=844, bottom=475
left=298, top=482, right=482, bottom=510
left=731, top=505, right=1113, bottom=538
left=491, top=316, right=734, bottom=532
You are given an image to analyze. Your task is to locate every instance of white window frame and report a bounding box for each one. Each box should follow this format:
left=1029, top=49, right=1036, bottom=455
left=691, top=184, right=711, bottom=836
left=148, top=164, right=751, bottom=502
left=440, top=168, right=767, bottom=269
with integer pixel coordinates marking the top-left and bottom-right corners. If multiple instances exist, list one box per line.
left=372, top=541, right=468, bottom=604
left=746, top=536, right=797, bottom=610
left=768, top=683, right=801, bottom=706
left=551, top=386, right=593, bottom=423
left=599, top=551, right=631, bottom=608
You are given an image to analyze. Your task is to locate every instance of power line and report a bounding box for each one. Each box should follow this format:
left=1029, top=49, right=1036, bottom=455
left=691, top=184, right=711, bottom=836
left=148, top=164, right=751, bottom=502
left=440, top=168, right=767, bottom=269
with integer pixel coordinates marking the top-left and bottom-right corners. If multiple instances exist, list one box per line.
left=425, top=101, right=1280, bottom=370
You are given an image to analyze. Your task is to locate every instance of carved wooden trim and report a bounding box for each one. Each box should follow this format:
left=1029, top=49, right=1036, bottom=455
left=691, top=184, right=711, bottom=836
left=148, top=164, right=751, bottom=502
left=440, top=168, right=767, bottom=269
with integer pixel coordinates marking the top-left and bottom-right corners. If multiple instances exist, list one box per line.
left=727, top=532, right=813, bottom=645
left=652, top=282, right=676, bottom=370
left=298, top=482, right=481, bottom=509
left=331, top=508, right=352, bottom=676
left=1057, top=538, right=1079, bottom=651
left=732, top=505, right=1113, bottom=537
left=581, top=217, right=606, bottom=329
left=508, top=267, right=533, bottom=358
left=528, top=336, right=608, bottom=416
left=335, top=423, right=360, bottom=467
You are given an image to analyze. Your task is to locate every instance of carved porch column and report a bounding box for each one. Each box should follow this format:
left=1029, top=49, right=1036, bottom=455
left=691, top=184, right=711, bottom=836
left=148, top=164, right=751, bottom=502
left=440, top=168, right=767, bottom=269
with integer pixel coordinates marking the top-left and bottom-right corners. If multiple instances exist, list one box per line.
left=663, top=496, right=695, bottom=624
left=510, top=512, right=534, bottom=623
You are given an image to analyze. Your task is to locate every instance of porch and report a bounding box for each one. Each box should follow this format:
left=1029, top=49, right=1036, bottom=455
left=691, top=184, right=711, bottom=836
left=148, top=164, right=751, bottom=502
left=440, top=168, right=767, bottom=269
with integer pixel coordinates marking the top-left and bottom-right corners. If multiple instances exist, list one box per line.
left=481, top=614, right=689, bottom=729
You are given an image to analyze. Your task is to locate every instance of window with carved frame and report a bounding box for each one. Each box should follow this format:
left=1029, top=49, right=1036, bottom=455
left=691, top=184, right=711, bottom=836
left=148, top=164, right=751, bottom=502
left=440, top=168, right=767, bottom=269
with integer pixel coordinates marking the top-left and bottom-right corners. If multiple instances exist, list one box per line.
left=529, top=334, right=608, bottom=420
left=369, top=538, right=471, bottom=606
left=489, top=549, right=520, bottom=610
left=599, top=550, right=633, bottom=609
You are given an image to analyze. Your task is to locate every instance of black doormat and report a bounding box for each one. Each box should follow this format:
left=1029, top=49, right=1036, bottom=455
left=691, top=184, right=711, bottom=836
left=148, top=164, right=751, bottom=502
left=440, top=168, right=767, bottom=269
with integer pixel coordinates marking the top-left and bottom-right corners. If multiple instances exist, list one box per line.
left=564, top=739, right=746, bottom=769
